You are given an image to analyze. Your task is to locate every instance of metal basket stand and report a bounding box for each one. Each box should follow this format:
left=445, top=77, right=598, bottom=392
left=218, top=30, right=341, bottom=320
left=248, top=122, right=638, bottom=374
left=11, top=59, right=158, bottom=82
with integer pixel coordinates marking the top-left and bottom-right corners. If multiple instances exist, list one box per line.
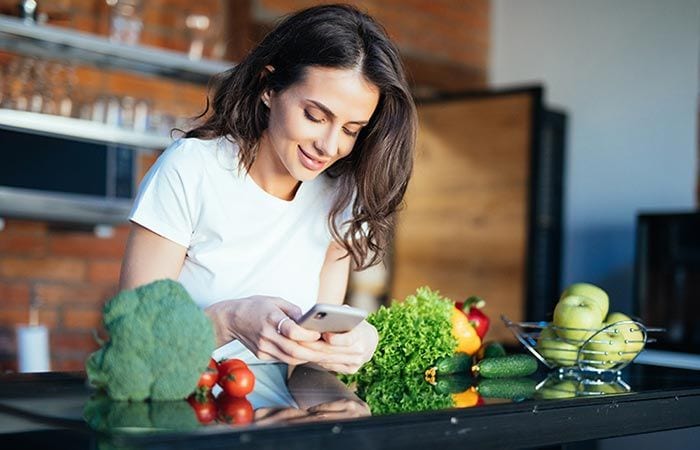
left=501, top=315, right=664, bottom=380
left=535, top=371, right=632, bottom=398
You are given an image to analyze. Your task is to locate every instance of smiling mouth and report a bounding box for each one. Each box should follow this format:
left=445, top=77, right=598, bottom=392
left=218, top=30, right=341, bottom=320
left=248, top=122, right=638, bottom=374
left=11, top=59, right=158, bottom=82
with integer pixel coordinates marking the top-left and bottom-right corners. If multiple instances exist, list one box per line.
left=297, top=146, right=329, bottom=171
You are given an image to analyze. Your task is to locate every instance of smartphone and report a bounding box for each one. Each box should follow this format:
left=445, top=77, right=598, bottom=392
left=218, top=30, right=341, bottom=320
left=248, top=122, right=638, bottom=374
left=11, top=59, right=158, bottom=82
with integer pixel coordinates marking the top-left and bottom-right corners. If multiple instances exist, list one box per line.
left=295, top=304, right=368, bottom=333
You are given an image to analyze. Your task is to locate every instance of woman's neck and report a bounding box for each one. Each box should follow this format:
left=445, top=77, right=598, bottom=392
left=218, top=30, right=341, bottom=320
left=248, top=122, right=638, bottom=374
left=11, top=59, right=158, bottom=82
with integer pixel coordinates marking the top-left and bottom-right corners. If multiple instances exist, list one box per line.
left=248, top=135, right=301, bottom=201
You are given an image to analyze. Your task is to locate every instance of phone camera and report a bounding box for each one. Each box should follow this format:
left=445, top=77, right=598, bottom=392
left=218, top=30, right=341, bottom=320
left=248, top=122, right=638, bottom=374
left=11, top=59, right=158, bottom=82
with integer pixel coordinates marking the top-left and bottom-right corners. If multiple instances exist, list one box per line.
left=314, top=312, right=327, bottom=319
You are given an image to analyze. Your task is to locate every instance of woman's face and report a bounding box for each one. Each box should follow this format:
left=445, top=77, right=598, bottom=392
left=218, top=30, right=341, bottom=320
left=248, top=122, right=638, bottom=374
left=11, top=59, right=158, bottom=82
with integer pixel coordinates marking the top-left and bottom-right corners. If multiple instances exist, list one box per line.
left=260, top=66, right=380, bottom=186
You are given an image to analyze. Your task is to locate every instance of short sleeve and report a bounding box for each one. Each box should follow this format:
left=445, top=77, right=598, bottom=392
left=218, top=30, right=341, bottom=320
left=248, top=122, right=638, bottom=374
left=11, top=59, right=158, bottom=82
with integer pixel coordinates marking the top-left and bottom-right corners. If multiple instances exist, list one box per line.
left=129, top=140, right=199, bottom=248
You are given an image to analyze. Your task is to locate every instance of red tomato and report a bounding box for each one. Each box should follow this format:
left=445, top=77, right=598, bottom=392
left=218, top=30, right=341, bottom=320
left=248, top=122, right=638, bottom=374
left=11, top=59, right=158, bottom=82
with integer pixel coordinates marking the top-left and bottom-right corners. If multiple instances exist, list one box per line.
left=217, top=394, right=254, bottom=425
left=197, top=366, right=219, bottom=390
left=217, top=358, right=248, bottom=381
left=187, top=393, right=218, bottom=424
left=220, top=367, right=255, bottom=398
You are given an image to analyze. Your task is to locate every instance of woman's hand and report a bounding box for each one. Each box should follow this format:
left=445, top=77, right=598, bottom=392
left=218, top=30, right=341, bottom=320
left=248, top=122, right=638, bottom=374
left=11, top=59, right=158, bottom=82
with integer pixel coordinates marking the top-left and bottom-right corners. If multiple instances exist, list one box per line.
left=306, top=398, right=371, bottom=419
left=205, top=297, right=378, bottom=370
left=253, top=399, right=370, bottom=425
left=205, top=296, right=357, bottom=367
left=253, top=407, right=311, bottom=425
left=298, top=320, right=379, bottom=374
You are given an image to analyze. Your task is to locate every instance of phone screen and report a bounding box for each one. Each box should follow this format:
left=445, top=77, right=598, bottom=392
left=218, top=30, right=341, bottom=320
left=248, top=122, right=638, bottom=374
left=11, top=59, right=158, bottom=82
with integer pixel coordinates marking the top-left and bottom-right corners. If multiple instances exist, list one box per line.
left=296, top=304, right=367, bottom=333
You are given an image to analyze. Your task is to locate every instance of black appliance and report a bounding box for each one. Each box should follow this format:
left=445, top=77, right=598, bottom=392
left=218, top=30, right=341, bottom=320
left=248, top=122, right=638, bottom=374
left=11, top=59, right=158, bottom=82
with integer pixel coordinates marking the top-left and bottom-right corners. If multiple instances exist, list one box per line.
left=0, top=128, right=135, bottom=225
left=634, top=211, right=700, bottom=354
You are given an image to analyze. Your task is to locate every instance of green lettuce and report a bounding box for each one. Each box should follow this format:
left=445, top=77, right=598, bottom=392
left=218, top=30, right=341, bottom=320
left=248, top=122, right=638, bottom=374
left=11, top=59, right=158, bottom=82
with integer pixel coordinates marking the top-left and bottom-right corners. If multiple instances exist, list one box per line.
left=345, top=286, right=458, bottom=414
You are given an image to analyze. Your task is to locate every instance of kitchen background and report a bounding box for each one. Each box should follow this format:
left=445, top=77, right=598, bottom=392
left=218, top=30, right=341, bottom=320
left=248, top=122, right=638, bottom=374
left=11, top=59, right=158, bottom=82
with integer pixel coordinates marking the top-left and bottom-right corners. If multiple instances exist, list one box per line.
left=0, top=0, right=697, bottom=391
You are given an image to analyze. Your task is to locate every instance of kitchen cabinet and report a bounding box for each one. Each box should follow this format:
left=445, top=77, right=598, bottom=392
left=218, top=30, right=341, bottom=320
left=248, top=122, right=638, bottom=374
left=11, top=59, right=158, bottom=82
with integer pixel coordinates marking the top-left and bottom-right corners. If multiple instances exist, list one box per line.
left=390, top=88, right=565, bottom=335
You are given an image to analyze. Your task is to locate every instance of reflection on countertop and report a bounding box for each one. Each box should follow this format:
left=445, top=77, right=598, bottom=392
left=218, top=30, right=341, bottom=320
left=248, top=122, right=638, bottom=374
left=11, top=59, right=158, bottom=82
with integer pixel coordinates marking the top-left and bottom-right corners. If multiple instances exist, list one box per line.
left=1, top=363, right=700, bottom=450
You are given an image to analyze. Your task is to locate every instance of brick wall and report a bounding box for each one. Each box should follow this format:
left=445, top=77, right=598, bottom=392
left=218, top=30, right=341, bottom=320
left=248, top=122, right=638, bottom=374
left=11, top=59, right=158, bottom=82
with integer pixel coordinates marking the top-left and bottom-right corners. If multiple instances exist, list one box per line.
left=0, top=0, right=218, bottom=373
left=0, top=0, right=223, bottom=57
left=0, top=220, right=128, bottom=372
left=256, top=0, right=490, bottom=90
left=0, top=0, right=489, bottom=75
left=257, top=0, right=489, bottom=74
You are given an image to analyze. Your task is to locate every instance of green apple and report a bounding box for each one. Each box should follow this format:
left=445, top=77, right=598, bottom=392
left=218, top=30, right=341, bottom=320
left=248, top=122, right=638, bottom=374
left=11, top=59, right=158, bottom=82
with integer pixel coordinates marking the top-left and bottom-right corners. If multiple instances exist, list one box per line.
left=536, top=379, right=580, bottom=400
left=560, top=282, right=609, bottom=320
left=553, top=295, right=603, bottom=342
left=605, top=312, right=645, bottom=360
left=536, top=326, right=580, bottom=367
left=579, top=381, right=627, bottom=396
left=580, top=330, right=626, bottom=369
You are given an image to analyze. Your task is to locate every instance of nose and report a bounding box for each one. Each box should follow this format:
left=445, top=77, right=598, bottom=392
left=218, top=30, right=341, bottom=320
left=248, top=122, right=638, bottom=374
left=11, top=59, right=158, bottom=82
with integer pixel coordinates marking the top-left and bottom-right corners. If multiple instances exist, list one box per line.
left=313, top=126, right=342, bottom=158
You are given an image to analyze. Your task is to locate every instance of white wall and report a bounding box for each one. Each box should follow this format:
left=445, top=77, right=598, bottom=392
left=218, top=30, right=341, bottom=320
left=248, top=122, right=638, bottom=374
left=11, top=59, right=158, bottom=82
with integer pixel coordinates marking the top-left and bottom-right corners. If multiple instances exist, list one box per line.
left=491, top=0, right=699, bottom=311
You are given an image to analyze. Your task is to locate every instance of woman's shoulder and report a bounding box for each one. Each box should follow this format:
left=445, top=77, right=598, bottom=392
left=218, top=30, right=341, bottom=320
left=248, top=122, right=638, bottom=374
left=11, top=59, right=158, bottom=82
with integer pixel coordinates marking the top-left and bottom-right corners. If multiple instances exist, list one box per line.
left=164, top=135, right=238, bottom=157
left=158, top=136, right=239, bottom=171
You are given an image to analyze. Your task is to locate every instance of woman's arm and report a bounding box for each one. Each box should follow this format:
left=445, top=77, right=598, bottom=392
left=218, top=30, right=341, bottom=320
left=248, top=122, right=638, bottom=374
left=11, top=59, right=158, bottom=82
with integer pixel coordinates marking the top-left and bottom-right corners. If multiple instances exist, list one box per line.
left=120, top=224, right=358, bottom=368
left=255, top=364, right=370, bottom=425
left=317, top=241, right=351, bottom=305
left=120, top=223, right=317, bottom=352
left=302, top=241, right=379, bottom=374
left=119, top=223, right=187, bottom=290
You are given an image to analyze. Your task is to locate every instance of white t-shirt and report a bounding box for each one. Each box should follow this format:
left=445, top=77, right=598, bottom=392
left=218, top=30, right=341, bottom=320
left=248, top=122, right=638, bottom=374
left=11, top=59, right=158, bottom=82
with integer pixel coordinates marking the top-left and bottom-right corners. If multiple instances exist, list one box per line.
left=129, top=136, right=349, bottom=364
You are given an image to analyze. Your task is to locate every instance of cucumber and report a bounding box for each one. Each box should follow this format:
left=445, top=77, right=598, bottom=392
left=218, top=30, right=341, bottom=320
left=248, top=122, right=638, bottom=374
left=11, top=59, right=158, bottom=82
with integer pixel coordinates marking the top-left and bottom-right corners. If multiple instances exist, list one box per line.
left=472, top=354, right=538, bottom=378
left=435, top=352, right=472, bottom=374
left=477, top=342, right=507, bottom=361
left=433, top=374, right=473, bottom=395
left=476, top=378, right=537, bottom=400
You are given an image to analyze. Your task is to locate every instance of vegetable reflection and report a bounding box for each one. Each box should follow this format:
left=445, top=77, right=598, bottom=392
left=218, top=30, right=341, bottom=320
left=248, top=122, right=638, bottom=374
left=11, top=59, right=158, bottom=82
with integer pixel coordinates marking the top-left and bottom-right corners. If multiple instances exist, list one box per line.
left=83, top=394, right=199, bottom=433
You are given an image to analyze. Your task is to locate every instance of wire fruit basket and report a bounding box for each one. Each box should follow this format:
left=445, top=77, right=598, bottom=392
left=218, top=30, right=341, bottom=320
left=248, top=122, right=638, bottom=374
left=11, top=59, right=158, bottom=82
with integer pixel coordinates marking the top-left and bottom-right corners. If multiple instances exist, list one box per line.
left=501, top=315, right=664, bottom=377
left=535, top=372, right=632, bottom=399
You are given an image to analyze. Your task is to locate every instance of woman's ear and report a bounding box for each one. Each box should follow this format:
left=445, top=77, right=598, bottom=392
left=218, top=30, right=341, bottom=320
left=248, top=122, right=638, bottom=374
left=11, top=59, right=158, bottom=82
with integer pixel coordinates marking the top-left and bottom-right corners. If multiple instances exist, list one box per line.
left=261, top=91, right=271, bottom=108
left=260, top=65, right=275, bottom=107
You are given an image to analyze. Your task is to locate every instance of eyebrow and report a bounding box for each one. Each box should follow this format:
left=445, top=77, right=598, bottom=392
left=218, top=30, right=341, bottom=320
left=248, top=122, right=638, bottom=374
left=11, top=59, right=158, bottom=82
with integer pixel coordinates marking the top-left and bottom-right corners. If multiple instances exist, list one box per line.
left=306, top=99, right=369, bottom=125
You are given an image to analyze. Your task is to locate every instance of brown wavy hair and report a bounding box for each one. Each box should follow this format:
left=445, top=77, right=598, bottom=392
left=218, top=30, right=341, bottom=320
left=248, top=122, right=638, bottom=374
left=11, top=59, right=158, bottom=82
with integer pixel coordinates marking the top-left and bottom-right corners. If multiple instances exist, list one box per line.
left=185, top=4, right=416, bottom=269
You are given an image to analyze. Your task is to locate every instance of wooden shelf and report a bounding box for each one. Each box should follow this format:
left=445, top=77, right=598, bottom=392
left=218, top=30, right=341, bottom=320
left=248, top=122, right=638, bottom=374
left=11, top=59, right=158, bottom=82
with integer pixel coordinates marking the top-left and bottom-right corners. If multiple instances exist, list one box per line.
left=0, top=108, right=172, bottom=149
left=0, top=15, right=232, bottom=84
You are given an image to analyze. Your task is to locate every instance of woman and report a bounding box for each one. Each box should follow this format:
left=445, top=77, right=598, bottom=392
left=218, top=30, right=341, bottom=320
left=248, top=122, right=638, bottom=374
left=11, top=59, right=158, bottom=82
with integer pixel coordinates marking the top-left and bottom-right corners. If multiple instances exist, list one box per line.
left=120, top=4, right=416, bottom=374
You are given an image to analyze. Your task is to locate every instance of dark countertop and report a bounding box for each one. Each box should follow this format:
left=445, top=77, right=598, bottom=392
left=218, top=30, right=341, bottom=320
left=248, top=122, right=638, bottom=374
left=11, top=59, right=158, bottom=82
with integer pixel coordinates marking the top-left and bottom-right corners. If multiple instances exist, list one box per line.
left=1, top=362, right=699, bottom=450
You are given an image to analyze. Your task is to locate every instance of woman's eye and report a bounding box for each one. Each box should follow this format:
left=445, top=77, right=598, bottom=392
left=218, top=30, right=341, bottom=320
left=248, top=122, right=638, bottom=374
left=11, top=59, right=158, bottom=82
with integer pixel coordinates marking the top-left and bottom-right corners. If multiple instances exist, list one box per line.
left=304, top=108, right=359, bottom=137
left=343, top=128, right=359, bottom=138
left=304, top=110, right=322, bottom=123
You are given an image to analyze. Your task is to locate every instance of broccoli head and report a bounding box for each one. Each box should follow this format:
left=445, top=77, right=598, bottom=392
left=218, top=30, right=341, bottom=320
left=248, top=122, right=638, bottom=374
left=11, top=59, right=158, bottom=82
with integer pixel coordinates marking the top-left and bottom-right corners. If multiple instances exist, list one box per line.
left=86, top=279, right=216, bottom=401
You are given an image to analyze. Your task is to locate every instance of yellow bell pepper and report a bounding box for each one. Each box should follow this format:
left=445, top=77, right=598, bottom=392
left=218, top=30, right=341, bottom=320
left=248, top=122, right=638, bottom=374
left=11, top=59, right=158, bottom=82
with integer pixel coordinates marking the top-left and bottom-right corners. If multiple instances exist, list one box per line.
left=452, top=387, right=482, bottom=408
left=451, top=307, right=481, bottom=355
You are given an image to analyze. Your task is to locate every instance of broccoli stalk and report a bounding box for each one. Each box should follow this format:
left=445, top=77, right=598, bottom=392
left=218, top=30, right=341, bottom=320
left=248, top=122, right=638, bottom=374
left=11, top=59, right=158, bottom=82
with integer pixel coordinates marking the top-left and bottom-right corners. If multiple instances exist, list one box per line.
left=86, top=280, right=216, bottom=401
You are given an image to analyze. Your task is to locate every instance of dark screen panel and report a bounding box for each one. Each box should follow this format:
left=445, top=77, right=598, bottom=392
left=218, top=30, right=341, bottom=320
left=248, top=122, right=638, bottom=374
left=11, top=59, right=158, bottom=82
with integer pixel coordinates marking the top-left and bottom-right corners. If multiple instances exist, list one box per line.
left=635, top=212, right=700, bottom=354
left=0, top=129, right=107, bottom=196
